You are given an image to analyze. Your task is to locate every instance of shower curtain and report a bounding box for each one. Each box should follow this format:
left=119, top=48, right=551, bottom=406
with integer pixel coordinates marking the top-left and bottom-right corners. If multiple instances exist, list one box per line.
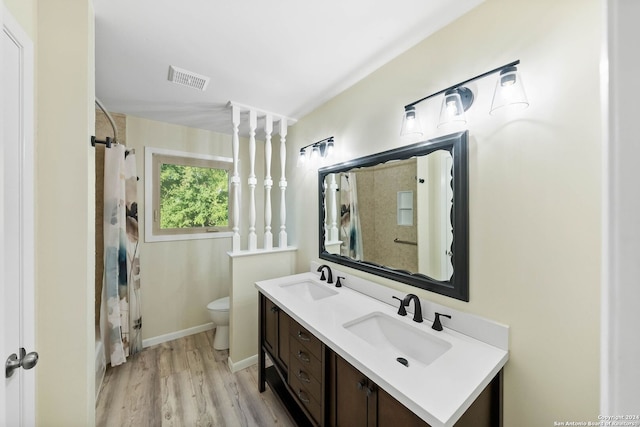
left=101, top=145, right=142, bottom=367
left=339, top=172, right=364, bottom=260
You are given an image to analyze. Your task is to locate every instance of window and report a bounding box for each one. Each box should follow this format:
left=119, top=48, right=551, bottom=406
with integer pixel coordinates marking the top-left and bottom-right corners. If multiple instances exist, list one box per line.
left=145, top=147, right=233, bottom=242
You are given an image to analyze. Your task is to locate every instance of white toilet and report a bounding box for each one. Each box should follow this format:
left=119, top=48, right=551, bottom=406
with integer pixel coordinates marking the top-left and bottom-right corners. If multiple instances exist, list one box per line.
left=207, top=296, right=230, bottom=350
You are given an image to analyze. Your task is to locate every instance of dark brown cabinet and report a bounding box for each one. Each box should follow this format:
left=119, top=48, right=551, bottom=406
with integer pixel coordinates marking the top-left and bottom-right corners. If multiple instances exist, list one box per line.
left=262, top=295, right=290, bottom=372
left=288, top=319, right=325, bottom=425
left=258, top=292, right=502, bottom=427
left=330, top=353, right=429, bottom=427
left=329, top=352, right=501, bottom=427
left=259, top=293, right=325, bottom=426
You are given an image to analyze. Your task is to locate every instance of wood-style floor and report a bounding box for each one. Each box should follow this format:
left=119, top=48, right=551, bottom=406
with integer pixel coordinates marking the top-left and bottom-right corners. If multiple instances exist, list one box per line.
left=96, top=330, right=295, bottom=427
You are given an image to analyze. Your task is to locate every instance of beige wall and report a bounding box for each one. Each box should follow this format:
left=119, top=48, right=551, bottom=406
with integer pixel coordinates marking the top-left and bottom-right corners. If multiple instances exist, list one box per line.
left=288, top=0, right=601, bottom=425
left=125, top=116, right=240, bottom=340
left=229, top=250, right=296, bottom=367
left=4, top=0, right=36, bottom=39
left=35, top=0, right=96, bottom=425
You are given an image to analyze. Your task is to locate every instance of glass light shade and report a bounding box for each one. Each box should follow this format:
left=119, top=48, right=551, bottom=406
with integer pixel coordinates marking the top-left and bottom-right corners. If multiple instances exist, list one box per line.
left=310, top=145, right=321, bottom=161
left=437, top=91, right=467, bottom=127
left=400, top=106, right=423, bottom=137
left=324, top=140, right=334, bottom=158
left=296, top=148, right=307, bottom=167
left=490, top=66, right=529, bottom=114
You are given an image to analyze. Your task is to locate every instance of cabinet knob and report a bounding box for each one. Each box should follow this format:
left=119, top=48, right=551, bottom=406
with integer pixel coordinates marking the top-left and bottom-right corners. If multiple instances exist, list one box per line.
left=357, top=380, right=366, bottom=391
left=297, top=331, right=310, bottom=341
left=270, top=306, right=279, bottom=313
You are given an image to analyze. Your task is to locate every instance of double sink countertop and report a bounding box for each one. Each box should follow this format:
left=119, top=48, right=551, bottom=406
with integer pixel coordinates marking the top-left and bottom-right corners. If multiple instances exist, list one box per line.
left=255, top=270, right=509, bottom=427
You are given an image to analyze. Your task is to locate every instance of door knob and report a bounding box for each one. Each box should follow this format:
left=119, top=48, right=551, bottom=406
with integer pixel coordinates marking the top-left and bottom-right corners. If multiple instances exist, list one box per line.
left=21, top=351, right=39, bottom=370
left=5, top=348, right=39, bottom=378
left=5, top=353, right=21, bottom=378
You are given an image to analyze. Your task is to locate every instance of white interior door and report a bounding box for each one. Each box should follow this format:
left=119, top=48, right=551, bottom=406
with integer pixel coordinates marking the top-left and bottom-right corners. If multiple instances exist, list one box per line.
left=2, top=6, right=36, bottom=427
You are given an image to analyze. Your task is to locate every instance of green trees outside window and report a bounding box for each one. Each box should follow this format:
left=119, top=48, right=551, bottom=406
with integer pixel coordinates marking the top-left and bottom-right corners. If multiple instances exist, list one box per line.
left=159, top=163, right=229, bottom=229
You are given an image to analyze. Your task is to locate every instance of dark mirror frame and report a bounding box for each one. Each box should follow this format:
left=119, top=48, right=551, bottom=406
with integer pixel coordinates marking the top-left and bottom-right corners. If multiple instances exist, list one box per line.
left=318, top=131, right=469, bottom=301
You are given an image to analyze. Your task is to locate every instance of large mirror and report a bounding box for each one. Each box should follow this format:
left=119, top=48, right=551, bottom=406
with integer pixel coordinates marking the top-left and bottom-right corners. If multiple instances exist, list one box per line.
left=318, top=131, right=469, bottom=301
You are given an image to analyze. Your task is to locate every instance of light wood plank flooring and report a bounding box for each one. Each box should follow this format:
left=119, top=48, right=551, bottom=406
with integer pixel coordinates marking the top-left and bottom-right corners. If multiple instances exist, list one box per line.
left=96, top=330, right=295, bottom=427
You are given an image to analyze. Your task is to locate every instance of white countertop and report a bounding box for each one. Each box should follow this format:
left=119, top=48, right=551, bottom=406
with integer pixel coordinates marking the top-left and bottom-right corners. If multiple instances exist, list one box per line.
left=255, top=271, right=509, bottom=427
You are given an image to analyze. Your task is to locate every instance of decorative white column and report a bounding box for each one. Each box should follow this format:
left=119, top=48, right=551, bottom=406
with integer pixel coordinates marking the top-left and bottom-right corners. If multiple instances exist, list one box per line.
left=329, top=173, right=339, bottom=242
left=278, top=119, right=288, bottom=248
left=231, top=105, right=241, bottom=252
left=248, top=109, right=258, bottom=251
left=263, top=114, right=274, bottom=249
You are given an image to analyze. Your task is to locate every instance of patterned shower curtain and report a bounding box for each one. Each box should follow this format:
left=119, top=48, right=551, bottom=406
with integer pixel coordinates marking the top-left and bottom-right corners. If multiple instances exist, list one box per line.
left=101, top=145, right=142, bottom=367
left=339, top=172, right=364, bottom=260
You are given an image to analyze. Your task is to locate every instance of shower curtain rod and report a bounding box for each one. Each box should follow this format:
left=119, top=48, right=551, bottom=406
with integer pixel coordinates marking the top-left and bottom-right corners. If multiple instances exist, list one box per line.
left=91, top=97, right=119, bottom=148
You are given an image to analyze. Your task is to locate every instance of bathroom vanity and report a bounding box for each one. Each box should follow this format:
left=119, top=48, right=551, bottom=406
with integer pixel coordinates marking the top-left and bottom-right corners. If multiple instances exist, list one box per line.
left=256, top=271, right=508, bottom=427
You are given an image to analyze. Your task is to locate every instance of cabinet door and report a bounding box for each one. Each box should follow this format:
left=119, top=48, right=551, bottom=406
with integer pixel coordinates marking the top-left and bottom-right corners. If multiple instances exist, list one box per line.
left=278, top=309, right=290, bottom=369
left=263, top=297, right=291, bottom=370
left=335, top=355, right=369, bottom=427
left=377, top=388, right=430, bottom=427
left=263, top=298, right=278, bottom=356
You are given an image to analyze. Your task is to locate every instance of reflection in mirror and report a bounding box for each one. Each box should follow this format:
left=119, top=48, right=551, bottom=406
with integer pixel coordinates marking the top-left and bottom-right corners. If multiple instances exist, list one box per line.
left=319, top=131, right=468, bottom=301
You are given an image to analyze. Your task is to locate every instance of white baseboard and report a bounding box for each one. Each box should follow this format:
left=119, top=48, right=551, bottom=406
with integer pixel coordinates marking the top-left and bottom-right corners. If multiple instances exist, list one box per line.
left=227, top=354, right=258, bottom=373
left=142, top=323, right=215, bottom=348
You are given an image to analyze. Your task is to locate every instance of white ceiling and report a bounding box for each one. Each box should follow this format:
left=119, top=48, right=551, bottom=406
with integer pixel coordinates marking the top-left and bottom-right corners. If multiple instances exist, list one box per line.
left=95, top=0, right=482, bottom=136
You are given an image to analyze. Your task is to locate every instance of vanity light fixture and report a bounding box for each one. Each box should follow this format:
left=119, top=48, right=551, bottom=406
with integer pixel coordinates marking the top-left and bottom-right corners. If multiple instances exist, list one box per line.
left=297, top=149, right=308, bottom=166
left=437, top=87, right=474, bottom=127
left=310, top=145, right=321, bottom=163
left=400, top=105, right=424, bottom=138
left=489, top=66, right=529, bottom=114
left=297, top=136, right=335, bottom=167
left=400, top=60, right=527, bottom=135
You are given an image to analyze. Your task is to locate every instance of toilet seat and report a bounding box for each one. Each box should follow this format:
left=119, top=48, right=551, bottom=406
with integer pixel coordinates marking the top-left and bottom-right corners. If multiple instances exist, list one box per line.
left=207, top=296, right=229, bottom=311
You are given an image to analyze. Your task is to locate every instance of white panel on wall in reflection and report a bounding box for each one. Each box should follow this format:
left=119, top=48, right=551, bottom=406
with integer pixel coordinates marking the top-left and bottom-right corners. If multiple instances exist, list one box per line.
left=397, top=191, right=414, bottom=226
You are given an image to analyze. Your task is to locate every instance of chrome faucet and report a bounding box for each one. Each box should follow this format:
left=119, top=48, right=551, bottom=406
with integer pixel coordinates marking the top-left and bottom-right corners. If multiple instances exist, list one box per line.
left=402, top=294, right=423, bottom=323
left=317, top=264, right=334, bottom=284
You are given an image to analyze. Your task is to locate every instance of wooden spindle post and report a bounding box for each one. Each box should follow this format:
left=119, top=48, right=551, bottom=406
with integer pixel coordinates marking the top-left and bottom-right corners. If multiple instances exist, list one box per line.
left=231, top=105, right=241, bottom=252
left=278, top=120, right=288, bottom=248
left=329, top=173, right=339, bottom=242
left=248, top=109, right=258, bottom=251
left=263, top=114, right=273, bottom=250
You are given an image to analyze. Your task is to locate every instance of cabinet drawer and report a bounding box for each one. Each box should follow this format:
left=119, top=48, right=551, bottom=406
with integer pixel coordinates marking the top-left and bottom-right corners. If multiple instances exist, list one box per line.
left=289, top=368, right=322, bottom=425
left=289, top=318, right=322, bottom=357
left=289, top=352, right=322, bottom=402
left=290, top=338, right=322, bottom=382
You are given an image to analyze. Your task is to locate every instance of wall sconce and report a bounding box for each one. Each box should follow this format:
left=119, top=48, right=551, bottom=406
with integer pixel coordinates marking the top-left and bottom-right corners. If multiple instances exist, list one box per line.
left=297, top=136, right=335, bottom=167
left=438, top=87, right=474, bottom=127
left=400, top=105, right=424, bottom=138
left=490, top=66, right=529, bottom=114
left=400, top=60, right=528, bottom=136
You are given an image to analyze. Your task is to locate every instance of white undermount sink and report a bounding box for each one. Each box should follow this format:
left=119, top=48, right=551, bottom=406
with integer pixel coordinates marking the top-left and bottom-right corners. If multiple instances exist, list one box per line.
left=343, top=311, right=452, bottom=368
left=279, top=280, right=338, bottom=301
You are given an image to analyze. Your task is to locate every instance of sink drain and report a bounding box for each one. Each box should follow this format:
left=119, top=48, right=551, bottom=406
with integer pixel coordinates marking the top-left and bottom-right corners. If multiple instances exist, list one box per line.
left=396, top=357, right=409, bottom=367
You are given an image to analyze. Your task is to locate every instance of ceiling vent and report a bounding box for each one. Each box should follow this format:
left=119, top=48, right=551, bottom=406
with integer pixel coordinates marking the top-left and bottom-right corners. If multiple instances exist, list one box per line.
left=168, top=65, right=210, bottom=91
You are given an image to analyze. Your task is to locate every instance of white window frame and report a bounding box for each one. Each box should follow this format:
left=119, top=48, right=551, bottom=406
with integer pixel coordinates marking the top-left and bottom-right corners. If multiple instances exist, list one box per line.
left=144, top=146, right=234, bottom=242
